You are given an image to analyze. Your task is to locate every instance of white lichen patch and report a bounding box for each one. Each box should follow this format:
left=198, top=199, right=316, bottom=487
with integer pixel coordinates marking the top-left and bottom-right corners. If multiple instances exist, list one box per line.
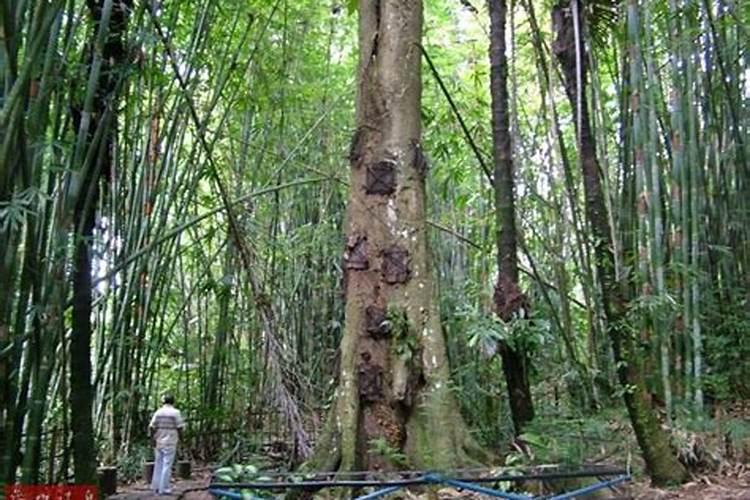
left=387, top=199, right=397, bottom=223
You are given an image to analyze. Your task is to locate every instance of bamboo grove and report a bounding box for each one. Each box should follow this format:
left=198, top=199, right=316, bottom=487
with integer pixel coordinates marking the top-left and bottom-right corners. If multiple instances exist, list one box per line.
left=0, top=0, right=748, bottom=490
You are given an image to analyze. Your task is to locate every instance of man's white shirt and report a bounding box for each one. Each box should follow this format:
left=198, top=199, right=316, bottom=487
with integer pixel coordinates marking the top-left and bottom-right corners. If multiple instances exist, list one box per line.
left=149, top=404, right=185, bottom=449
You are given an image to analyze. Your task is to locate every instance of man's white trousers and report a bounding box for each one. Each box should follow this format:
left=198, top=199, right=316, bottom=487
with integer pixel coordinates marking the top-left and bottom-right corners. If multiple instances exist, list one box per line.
left=151, top=447, right=177, bottom=494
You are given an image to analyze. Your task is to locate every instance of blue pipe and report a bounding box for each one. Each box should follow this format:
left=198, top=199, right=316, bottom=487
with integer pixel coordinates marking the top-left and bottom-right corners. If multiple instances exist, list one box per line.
left=547, top=474, right=631, bottom=500
left=209, top=488, right=267, bottom=500
left=425, top=474, right=533, bottom=500
left=211, top=472, right=631, bottom=500
left=355, top=485, right=405, bottom=499
left=208, top=488, right=244, bottom=499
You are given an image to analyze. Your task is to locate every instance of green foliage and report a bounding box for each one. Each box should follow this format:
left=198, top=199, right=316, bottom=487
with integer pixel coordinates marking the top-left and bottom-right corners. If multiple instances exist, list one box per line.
left=586, top=0, right=621, bottom=48
left=459, top=303, right=551, bottom=355
left=508, top=411, right=633, bottom=467
left=367, top=437, right=407, bottom=467
left=0, top=188, right=45, bottom=233
left=346, top=0, right=358, bottom=16
left=386, top=306, right=418, bottom=360
left=703, top=289, right=750, bottom=399
left=116, top=444, right=153, bottom=483
left=627, top=292, right=679, bottom=323
left=213, top=463, right=275, bottom=498
left=724, top=419, right=750, bottom=444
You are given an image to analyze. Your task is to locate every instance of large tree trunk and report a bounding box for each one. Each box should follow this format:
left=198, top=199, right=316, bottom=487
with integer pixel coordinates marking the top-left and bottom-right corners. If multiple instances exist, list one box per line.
left=552, top=0, right=687, bottom=486
left=488, top=0, right=535, bottom=435
left=308, top=0, right=486, bottom=474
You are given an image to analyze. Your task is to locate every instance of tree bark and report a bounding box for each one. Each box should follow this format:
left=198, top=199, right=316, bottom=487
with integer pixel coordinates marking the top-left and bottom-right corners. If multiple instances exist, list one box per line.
left=307, top=0, right=487, bottom=475
left=552, top=0, right=687, bottom=486
left=488, top=0, right=535, bottom=435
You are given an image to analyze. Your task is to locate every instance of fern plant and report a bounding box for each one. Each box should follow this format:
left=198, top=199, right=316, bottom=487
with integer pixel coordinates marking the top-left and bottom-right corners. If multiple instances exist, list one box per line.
left=368, top=437, right=407, bottom=467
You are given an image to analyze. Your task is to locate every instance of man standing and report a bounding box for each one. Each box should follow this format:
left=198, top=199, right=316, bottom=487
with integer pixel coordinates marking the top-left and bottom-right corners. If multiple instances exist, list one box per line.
left=149, top=394, right=185, bottom=495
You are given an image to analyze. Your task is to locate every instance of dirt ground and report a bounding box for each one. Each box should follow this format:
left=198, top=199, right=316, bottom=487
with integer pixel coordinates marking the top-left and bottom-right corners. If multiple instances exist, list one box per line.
left=109, top=465, right=213, bottom=500
left=630, top=464, right=750, bottom=499
left=109, top=483, right=213, bottom=500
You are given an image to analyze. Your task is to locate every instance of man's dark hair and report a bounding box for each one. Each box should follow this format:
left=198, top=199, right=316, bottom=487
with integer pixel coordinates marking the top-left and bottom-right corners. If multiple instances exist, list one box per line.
left=162, top=394, right=175, bottom=405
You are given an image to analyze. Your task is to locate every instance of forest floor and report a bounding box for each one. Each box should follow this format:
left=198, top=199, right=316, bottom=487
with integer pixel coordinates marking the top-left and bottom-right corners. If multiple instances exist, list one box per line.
left=109, top=402, right=750, bottom=498
left=110, top=465, right=213, bottom=500
left=630, top=464, right=750, bottom=499
left=109, top=468, right=750, bottom=499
